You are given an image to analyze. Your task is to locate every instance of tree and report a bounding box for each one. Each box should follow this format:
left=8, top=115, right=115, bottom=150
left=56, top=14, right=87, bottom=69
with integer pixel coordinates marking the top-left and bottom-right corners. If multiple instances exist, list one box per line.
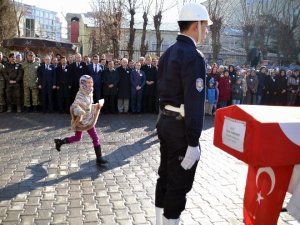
left=153, top=0, right=164, bottom=56
left=239, top=0, right=257, bottom=57
left=0, top=0, right=16, bottom=46
left=125, top=0, right=138, bottom=60
left=206, top=0, right=233, bottom=63
left=90, top=0, right=123, bottom=58
left=12, top=0, right=27, bottom=37
left=153, top=0, right=176, bottom=56
left=238, top=0, right=300, bottom=64
left=140, top=0, right=153, bottom=57
left=276, top=0, right=300, bottom=64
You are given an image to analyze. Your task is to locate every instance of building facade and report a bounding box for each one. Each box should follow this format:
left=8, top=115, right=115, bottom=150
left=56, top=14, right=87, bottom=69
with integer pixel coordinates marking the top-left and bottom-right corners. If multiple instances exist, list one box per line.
left=18, top=3, right=62, bottom=41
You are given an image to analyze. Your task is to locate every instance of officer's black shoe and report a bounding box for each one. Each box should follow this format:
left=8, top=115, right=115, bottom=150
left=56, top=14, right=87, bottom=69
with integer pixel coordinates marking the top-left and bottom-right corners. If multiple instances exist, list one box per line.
left=24, top=107, right=31, bottom=113
left=0, top=105, right=4, bottom=113
left=32, top=106, right=38, bottom=113
left=94, top=146, right=108, bottom=165
left=54, top=138, right=68, bottom=152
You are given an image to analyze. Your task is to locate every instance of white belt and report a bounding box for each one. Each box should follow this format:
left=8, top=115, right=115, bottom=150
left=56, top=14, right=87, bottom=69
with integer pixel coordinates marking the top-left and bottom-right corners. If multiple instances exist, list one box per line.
left=164, top=104, right=185, bottom=117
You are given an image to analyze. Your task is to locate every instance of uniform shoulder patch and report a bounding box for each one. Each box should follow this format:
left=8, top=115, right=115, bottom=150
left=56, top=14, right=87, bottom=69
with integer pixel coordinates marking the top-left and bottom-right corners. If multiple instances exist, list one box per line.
left=196, top=78, right=204, bottom=92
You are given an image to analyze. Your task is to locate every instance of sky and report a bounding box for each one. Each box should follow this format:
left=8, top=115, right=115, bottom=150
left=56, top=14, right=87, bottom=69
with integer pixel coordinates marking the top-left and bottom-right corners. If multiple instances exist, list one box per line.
left=20, top=0, right=92, bottom=14
left=19, top=0, right=178, bottom=23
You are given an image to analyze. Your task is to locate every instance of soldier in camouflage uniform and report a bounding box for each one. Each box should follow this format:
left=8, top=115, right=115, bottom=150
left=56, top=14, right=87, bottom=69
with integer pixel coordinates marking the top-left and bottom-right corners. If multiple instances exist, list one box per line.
left=0, top=52, right=6, bottom=112
left=3, top=53, right=24, bottom=112
left=22, top=51, right=40, bottom=112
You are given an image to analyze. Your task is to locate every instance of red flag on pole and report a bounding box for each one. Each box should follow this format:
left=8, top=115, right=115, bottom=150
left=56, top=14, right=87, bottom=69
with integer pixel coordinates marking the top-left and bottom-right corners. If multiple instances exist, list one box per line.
left=243, top=165, right=294, bottom=225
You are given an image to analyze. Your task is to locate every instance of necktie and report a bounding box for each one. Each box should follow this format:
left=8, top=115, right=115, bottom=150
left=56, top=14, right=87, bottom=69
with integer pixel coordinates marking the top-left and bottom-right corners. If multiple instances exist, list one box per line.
left=94, top=65, right=97, bottom=73
left=77, top=63, right=79, bottom=68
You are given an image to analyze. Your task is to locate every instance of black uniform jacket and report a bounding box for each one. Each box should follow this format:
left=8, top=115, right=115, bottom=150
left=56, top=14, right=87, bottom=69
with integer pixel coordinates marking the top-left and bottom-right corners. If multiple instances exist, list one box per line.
left=157, top=34, right=206, bottom=147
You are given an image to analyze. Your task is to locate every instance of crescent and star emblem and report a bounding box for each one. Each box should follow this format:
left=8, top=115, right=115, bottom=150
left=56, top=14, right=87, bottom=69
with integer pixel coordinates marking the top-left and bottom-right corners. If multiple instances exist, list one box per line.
left=255, top=167, right=276, bottom=204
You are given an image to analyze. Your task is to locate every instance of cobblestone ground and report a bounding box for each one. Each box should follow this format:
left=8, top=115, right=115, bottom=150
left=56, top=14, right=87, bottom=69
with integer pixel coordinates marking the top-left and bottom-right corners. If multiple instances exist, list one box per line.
left=0, top=113, right=298, bottom=225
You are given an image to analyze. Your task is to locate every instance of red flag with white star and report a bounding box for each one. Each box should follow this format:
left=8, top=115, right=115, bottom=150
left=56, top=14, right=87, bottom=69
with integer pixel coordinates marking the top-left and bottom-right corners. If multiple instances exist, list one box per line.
left=243, top=165, right=294, bottom=225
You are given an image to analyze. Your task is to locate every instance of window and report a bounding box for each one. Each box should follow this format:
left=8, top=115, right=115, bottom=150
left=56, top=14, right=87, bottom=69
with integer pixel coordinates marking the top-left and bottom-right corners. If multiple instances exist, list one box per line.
left=162, top=43, right=170, bottom=52
left=151, top=43, right=157, bottom=51
left=151, top=42, right=170, bottom=52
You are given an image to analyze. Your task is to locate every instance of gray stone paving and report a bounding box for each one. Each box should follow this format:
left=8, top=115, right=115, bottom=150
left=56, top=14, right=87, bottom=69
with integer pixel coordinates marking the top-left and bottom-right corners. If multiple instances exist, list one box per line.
left=0, top=113, right=299, bottom=225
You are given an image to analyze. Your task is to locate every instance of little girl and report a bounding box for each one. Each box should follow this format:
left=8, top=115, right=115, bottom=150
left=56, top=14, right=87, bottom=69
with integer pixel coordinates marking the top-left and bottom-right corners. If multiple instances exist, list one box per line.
left=54, top=75, right=107, bottom=165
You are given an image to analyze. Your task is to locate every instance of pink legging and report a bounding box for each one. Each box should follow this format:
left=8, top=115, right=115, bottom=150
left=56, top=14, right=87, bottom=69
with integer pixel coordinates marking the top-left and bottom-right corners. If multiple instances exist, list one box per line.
left=67, top=127, right=100, bottom=147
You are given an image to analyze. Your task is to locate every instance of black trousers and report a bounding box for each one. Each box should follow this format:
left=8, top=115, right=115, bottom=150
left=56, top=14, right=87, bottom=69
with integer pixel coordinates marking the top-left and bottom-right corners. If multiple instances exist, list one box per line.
left=155, top=115, right=198, bottom=219
left=143, top=95, right=155, bottom=113
left=41, top=87, right=54, bottom=113
left=104, top=95, right=116, bottom=113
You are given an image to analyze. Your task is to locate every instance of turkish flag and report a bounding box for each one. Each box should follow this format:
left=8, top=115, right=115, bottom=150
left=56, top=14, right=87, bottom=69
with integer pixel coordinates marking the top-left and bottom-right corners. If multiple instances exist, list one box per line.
left=243, top=165, right=294, bottom=225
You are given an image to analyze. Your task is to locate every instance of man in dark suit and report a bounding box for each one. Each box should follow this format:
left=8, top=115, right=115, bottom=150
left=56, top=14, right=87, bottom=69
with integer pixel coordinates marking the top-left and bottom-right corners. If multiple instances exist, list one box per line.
left=141, top=55, right=157, bottom=113
left=116, top=58, right=132, bottom=113
left=87, top=54, right=102, bottom=103
left=37, top=55, right=56, bottom=113
left=130, top=62, right=145, bottom=114
left=100, top=58, right=107, bottom=70
left=70, top=53, right=88, bottom=102
left=56, top=56, right=73, bottom=113
left=51, top=56, right=60, bottom=111
left=102, top=61, right=119, bottom=114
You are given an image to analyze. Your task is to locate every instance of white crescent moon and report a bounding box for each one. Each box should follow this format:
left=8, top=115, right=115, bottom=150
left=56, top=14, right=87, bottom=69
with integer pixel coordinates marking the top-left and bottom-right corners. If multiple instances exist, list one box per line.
left=256, top=167, right=276, bottom=196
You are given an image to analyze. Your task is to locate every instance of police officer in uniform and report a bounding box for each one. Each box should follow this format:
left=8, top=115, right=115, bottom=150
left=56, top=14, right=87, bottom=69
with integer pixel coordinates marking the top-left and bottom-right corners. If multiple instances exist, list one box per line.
left=22, top=51, right=40, bottom=112
left=155, top=3, right=212, bottom=225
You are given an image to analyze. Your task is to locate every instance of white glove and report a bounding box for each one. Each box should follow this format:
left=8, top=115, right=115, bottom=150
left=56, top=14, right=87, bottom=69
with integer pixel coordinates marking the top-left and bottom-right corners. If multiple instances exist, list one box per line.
left=181, top=145, right=201, bottom=170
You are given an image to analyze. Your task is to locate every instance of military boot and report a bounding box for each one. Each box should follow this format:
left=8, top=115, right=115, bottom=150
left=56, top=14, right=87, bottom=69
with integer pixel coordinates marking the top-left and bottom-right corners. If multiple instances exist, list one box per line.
left=54, top=138, right=69, bottom=152
left=94, top=146, right=108, bottom=165
left=0, top=105, right=4, bottom=113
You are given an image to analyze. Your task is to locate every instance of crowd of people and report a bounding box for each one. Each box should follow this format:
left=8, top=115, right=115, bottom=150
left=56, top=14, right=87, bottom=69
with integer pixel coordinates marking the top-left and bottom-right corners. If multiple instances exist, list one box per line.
left=0, top=51, right=159, bottom=114
left=205, top=64, right=300, bottom=115
left=0, top=50, right=299, bottom=115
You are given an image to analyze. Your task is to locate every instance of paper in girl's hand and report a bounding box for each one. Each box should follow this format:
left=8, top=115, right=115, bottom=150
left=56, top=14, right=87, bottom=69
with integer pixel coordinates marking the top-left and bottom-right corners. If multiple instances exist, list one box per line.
left=99, top=99, right=105, bottom=106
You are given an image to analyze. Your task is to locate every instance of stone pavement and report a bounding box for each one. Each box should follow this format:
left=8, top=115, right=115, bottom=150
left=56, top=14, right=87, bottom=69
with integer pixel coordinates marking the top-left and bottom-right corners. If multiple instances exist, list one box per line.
left=0, top=113, right=298, bottom=225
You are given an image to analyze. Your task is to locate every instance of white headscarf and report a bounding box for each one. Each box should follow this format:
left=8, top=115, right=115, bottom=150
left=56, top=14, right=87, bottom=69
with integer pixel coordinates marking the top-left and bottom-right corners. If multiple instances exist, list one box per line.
left=79, top=75, right=93, bottom=95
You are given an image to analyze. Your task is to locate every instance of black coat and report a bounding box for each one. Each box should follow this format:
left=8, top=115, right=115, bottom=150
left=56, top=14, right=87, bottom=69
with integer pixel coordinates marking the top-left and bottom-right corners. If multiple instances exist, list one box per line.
left=102, top=69, right=119, bottom=95
left=141, top=64, right=157, bottom=96
left=277, top=75, right=288, bottom=93
left=264, top=75, right=279, bottom=105
left=157, top=34, right=206, bottom=147
left=116, top=66, right=132, bottom=98
left=56, top=64, right=73, bottom=97
left=37, top=63, right=56, bottom=88
left=70, top=61, right=89, bottom=93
